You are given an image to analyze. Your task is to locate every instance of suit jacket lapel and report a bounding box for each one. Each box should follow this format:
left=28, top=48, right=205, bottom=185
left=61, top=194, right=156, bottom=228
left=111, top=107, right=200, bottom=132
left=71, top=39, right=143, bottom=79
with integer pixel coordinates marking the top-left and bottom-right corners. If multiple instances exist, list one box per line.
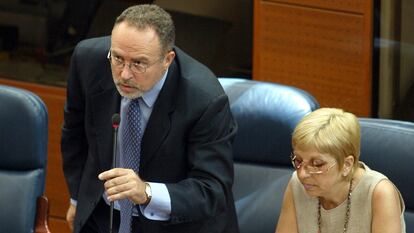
left=141, top=59, right=179, bottom=167
left=91, top=72, right=121, bottom=172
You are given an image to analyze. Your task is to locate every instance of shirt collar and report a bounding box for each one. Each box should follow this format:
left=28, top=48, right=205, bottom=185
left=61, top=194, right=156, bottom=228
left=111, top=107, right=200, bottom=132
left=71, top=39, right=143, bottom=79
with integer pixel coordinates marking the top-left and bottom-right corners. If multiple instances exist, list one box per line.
left=140, top=68, right=169, bottom=108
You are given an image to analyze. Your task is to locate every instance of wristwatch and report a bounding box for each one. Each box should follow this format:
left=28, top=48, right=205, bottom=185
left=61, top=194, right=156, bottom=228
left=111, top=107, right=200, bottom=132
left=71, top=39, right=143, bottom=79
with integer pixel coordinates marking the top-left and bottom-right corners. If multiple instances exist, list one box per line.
left=144, top=182, right=152, bottom=205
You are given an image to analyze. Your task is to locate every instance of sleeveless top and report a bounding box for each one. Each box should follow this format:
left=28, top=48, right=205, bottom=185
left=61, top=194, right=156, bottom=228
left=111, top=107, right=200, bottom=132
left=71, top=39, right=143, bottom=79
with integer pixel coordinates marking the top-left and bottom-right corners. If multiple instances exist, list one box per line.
left=291, top=162, right=406, bottom=233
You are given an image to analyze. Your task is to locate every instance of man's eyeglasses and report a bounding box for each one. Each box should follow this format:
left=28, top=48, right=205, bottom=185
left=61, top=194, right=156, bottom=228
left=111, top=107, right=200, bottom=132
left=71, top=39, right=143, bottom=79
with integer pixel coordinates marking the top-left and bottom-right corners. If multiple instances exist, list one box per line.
left=107, top=51, right=162, bottom=74
left=290, top=153, right=337, bottom=174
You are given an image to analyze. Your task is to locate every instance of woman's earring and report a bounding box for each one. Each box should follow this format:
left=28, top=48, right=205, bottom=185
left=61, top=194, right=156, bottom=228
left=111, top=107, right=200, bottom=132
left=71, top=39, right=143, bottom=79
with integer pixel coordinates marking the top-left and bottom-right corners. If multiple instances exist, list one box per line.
left=343, top=168, right=349, bottom=177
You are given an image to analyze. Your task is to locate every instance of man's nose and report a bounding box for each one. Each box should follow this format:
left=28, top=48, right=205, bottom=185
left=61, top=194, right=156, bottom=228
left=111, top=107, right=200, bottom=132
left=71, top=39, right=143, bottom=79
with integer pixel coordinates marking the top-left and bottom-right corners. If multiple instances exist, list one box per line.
left=120, top=64, right=133, bottom=80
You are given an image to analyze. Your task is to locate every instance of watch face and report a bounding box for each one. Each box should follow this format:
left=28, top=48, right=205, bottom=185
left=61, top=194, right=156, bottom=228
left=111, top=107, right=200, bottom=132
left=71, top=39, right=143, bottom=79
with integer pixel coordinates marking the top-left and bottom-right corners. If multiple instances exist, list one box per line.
left=143, top=183, right=152, bottom=205
left=145, top=183, right=152, bottom=198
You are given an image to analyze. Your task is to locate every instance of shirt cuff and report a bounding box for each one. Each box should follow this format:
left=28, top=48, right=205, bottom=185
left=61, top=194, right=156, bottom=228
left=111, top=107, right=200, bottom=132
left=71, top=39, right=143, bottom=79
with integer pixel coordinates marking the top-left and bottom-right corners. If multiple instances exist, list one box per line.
left=139, top=182, right=171, bottom=221
left=70, top=198, right=77, bottom=206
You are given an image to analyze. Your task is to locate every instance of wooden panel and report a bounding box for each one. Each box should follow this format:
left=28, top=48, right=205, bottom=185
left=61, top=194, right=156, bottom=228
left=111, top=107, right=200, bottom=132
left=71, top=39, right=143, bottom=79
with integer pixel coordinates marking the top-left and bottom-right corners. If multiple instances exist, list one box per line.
left=253, top=0, right=373, bottom=116
left=0, top=79, right=69, bottom=222
left=49, top=217, right=71, bottom=233
left=263, top=0, right=367, bottom=14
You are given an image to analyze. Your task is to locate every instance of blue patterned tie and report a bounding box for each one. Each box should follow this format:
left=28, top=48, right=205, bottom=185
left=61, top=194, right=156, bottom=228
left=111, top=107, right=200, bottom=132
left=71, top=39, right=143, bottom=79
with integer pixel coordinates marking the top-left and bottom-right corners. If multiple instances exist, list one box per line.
left=119, top=98, right=142, bottom=233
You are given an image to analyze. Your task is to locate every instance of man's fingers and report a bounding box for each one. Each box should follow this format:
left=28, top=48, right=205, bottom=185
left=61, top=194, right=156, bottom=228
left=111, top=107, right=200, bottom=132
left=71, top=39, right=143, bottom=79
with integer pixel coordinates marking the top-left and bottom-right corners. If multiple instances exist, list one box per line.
left=98, top=168, right=130, bottom=180
left=105, top=178, right=134, bottom=194
left=107, top=184, right=137, bottom=202
left=66, top=203, right=76, bottom=230
left=98, top=168, right=145, bottom=203
left=103, top=175, right=130, bottom=189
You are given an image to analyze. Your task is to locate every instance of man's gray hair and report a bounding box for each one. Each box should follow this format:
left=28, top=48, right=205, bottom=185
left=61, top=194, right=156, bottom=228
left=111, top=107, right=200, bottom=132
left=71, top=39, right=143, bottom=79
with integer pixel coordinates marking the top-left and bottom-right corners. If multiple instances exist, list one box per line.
left=114, top=4, right=175, bottom=54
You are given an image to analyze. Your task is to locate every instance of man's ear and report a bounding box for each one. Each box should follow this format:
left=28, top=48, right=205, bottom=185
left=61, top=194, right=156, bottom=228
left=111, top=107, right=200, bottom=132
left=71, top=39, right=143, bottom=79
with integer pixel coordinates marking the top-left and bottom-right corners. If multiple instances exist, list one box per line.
left=163, top=50, right=175, bottom=69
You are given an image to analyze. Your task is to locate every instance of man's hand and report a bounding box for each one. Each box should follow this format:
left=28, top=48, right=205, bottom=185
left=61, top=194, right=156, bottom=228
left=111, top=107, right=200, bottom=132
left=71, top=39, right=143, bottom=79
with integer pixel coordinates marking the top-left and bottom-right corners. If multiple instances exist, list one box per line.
left=66, top=203, right=76, bottom=231
left=98, top=168, right=148, bottom=204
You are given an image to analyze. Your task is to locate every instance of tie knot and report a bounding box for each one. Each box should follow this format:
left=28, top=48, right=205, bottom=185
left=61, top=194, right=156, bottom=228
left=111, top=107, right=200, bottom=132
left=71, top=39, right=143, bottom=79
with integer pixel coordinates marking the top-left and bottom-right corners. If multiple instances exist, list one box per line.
left=131, top=97, right=140, bottom=105
left=128, top=98, right=141, bottom=111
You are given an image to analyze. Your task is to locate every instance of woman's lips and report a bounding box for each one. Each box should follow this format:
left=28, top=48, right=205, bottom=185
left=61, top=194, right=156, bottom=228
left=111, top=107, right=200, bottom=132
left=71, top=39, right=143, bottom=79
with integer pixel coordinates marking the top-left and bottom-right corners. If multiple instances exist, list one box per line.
left=303, top=183, right=316, bottom=190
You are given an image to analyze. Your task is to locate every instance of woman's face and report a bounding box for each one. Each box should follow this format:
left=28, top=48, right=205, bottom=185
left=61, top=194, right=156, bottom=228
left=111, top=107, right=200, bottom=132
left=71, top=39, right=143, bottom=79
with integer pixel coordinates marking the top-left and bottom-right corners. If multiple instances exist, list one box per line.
left=293, top=149, right=344, bottom=198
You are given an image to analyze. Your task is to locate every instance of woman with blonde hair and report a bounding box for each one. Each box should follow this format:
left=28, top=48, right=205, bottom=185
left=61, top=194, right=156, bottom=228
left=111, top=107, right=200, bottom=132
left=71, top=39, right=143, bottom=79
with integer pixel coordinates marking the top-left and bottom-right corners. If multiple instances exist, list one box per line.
left=275, top=108, right=406, bottom=233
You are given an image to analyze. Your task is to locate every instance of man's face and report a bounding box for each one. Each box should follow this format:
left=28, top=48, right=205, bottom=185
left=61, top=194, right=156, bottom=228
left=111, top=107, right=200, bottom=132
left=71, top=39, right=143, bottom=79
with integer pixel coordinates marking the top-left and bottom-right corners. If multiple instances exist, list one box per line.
left=110, top=22, right=175, bottom=99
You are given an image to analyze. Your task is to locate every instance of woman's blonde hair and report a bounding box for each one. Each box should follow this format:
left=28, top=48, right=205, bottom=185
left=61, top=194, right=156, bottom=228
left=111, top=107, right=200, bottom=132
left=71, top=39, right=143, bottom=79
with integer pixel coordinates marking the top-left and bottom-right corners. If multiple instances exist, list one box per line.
left=292, top=108, right=360, bottom=177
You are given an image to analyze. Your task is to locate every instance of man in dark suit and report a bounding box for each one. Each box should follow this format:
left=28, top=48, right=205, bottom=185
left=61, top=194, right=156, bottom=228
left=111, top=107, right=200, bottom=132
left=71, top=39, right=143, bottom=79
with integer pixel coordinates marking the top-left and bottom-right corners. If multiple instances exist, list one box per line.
left=61, top=4, right=239, bottom=233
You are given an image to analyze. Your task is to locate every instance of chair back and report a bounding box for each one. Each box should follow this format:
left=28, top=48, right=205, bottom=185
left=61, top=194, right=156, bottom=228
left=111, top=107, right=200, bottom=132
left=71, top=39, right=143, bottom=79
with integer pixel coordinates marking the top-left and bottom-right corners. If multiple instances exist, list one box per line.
left=0, top=85, right=48, bottom=232
left=219, top=78, right=319, bottom=233
left=359, top=118, right=414, bottom=232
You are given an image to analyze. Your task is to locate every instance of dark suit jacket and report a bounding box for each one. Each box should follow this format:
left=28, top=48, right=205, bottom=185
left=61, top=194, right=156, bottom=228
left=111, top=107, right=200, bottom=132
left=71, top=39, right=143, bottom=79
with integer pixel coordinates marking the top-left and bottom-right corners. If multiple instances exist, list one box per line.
left=61, top=36, right=239, bottom=233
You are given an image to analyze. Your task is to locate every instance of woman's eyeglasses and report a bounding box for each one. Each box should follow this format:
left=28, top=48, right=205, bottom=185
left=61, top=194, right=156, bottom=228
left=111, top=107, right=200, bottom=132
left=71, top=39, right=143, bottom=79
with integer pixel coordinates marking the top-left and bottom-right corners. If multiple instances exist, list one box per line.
left=290, top=153, right=337, bottom=174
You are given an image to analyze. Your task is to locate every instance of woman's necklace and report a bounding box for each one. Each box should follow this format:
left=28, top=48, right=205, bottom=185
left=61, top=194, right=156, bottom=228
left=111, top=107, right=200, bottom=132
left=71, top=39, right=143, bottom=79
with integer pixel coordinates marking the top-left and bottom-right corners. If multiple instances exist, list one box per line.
left=318, top=179, right=353, bottom=233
